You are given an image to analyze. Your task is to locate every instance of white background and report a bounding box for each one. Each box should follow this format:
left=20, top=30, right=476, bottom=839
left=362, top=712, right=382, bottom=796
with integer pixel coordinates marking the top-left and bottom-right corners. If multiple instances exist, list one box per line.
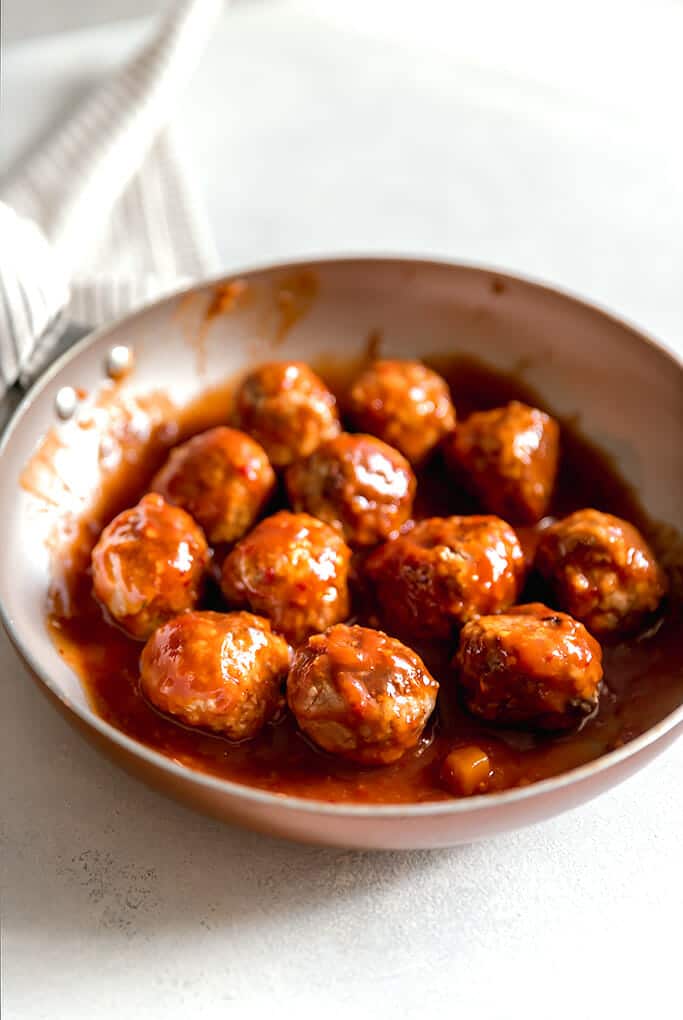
left=1, top=2, right=682, bottom=1018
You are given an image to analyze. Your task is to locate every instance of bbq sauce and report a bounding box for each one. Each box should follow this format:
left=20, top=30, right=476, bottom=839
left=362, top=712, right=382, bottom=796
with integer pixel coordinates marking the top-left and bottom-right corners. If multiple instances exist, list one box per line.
left=46, top=357, right=683, bottom=803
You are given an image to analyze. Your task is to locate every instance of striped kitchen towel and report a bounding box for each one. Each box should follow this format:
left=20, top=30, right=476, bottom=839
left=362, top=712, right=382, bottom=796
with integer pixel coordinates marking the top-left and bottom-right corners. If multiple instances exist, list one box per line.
left=0, top=0, right=223, bottom=398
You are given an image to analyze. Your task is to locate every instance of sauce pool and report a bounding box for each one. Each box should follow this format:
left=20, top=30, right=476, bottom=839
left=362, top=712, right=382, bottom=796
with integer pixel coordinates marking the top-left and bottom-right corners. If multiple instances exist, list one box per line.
left=46, top=357, right=683, bottom=803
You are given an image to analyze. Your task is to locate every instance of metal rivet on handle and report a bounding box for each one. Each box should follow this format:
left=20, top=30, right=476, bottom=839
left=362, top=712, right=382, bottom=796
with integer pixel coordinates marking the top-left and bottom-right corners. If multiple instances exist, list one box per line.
left=106, top=345, right=134, bottom=380
left=55, top=386, right=78, bottom=420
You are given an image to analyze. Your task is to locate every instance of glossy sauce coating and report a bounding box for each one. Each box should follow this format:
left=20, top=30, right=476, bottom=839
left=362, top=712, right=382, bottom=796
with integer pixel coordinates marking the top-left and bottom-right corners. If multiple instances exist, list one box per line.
left=446, top=400, right=559, bottom=524
left=366, top=515, right=525, bottom=640
left=220, top=510, right=351, bottom=645
left=141, top=610, right=290, bottom=739
left=349, top=359, right=456, bottom=465
left=285, top=432, right=416, bottom=547
left=47, top=357, right=683, bottom=803
left=91, top=493, right=209, bottom=640
left=535, top=509, right=668, bottom=636
left=456, top=603, right=603, bottom=731
left=288, top=624, right=438, bottom=765
left=150, top=426, right=275, bottom=544
left=233, top=361, right=340, bottom=467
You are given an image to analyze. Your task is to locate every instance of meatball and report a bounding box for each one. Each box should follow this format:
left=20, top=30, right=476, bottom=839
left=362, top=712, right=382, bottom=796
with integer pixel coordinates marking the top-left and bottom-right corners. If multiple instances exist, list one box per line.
left=456, top=603, right=604, bottom=730
left=220, top=511, right=351, bottom=644
left=349, top=360, right=456, bottom=465
left=366, top=515, right=524, bottom=640
left=285, top=432, right=416, bottom=547
left=233, top=361, right=340, bottom=468
left=446, top=401, right=560, bottom=524
left=535, top=508, right=667, bottom=636
left=91, top=493, right=209, bottom=640
left=287, top=624, right=439, bottom=765
left=150, top=426, right=275, bottom=544
left=140, top=611, right=290, bottom=739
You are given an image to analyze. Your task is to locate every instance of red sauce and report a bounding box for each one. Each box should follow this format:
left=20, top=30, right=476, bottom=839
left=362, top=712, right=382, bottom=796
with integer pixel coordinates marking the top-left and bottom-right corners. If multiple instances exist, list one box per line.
left=46, top=357, right=683, bottom=803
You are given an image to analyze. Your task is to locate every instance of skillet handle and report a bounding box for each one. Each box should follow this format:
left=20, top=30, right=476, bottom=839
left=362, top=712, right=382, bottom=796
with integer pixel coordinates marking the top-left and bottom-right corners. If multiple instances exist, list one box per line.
left=0, top=322, right=91, bottom=434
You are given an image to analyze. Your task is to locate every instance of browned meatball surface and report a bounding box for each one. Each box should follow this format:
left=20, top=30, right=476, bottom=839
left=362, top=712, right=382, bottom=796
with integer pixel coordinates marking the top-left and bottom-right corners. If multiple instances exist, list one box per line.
left=140, top=611, right=290, bottom=739
left=150, top=426, right=275, bottom=544
left=287, top=624, right=439, bottom=765
left=366, top=515, right=524, bottom=640
left=91, top=493, right=209, bottom=640
left=349, top=360, right=456, bottom=465
left=456, top=603, right=604, bottom=730
left=447, top=401, right=560, bottom=524
left=220, top=511, right=351, bottom=644
left=535, top=509, right=667, bottom=637
left=233, top=361, right=340, bottom=467
left=285, top=432, right=416, bottom=547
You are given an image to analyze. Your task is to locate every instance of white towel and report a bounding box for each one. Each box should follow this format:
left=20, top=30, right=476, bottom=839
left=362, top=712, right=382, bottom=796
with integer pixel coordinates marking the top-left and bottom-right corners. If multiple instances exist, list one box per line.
left=67, top=129, right=218, bottom=328
left=0, top=0, right=224, bottom=398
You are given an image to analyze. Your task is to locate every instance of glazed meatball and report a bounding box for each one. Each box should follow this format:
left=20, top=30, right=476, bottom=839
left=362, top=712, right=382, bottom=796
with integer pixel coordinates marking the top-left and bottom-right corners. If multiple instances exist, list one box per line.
left=91, top=493, right=209, bottom=640
left=287, top=624, right=439, bottom=765
left=233, top=361, right=340, bottom=468
left=150, top=427, right=275, bottom=544
left=535, top=509, right=667, bottom=636
left=349, top=360, right=456, bottom=465
left=367, top=515, right=524, bottom=640
left=140, top=611, right=290, bottom=739
left=220, top=511, right=351, bottom=644
left=456, top=603, right=604, bottom=730
left=446, top=401, right=560, bottom=524
left=285, top=433, right=416, bottom=547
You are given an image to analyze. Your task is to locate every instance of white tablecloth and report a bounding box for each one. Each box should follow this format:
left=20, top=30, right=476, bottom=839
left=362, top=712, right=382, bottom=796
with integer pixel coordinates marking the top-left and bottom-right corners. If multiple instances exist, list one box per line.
left=2, top=4, right=681, bottom=1018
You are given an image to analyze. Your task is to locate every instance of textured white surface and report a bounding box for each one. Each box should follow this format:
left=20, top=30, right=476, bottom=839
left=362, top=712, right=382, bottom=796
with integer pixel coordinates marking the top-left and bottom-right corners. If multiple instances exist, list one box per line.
left=1, top=3, right=682, bottom=1018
